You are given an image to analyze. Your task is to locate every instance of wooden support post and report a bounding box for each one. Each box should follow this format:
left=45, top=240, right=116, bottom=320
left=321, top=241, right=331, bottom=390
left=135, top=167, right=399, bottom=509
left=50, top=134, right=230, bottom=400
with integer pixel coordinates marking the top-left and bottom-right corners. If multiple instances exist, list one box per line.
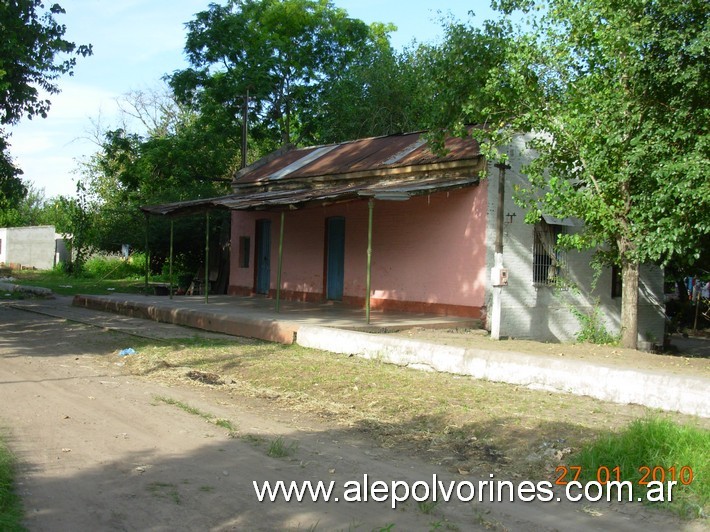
left=169, top=218, right=174, bottom=299
left=366, top=199, right=374, bottom=324
left=276, top=211, right=285, bottom=313
left=144, top=214, right=150, bottom=294
left=205, top=211, right=210, bottom=304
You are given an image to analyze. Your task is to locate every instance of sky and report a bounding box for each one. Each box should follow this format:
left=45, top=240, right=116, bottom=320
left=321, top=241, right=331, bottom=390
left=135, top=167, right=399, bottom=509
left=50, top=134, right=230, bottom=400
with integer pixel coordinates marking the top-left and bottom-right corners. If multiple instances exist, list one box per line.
left=10, top=0, right=496, bottom=199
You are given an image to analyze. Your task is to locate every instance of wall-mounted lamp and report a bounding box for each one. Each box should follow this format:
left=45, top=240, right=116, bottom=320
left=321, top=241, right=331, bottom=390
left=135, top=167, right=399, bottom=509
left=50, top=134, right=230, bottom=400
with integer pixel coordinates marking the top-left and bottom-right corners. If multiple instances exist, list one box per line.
left=505, top=212, right=517, bottom=224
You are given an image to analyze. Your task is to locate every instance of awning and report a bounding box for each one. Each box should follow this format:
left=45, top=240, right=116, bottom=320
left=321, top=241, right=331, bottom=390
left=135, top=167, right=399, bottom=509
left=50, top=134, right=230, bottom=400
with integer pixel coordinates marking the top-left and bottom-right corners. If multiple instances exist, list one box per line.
left=542, top=214, right=583, bottom=227
left=141, top=175, right=480, bottom=217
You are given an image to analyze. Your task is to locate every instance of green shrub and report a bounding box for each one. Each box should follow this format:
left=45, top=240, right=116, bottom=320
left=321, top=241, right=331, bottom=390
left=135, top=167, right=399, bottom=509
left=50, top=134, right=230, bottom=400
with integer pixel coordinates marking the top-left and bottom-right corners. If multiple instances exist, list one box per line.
left=570, top=300, right=619, bottom=345
left=82, top=255, right=145, bottom=280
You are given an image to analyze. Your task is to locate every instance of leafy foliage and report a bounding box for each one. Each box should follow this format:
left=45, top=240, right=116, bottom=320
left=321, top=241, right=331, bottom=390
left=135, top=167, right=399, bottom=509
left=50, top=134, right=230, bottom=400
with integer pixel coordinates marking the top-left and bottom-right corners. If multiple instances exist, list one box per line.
left=0, top=0, right=91, bottom=209
left=170, top=0, right=378, bottom=148
left=434, top=0, right=709, bottom=348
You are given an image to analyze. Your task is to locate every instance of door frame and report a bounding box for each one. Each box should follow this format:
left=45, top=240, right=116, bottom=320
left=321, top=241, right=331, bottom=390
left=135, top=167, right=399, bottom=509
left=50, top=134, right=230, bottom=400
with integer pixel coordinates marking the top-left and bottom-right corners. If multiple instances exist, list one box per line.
left=324, top=216, right=345, bottom=301
left=254, top=218, right=271, bottom=295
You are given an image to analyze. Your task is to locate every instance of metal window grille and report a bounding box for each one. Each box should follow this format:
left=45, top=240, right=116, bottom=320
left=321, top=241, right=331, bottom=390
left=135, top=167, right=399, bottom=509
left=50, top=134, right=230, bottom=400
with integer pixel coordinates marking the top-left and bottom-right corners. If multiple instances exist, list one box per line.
left=533, top=221, right=565, bottom=285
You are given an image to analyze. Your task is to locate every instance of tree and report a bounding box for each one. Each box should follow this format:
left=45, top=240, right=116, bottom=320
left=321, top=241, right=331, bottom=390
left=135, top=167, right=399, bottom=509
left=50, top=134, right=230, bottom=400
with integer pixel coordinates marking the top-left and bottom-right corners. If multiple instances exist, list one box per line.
left=0, top=1, right=91, bottom=209
left=169, top=0, right=375, bottom=150
left=437, top=0, right=708, bottom=349
left=77, top=87, right=236, bottom=277
left=311, top=24, right=433, bottom=142
left=0, top=182, right=52, bottom=227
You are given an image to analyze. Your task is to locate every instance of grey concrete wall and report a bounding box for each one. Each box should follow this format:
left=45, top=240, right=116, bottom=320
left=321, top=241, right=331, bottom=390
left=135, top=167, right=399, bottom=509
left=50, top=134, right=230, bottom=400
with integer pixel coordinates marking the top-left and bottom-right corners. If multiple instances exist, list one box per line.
left=0, top=226, right=56, bottom=270
left=0, top=228, right=7, bottom=266
left=484, top=136, right=665, bottom=344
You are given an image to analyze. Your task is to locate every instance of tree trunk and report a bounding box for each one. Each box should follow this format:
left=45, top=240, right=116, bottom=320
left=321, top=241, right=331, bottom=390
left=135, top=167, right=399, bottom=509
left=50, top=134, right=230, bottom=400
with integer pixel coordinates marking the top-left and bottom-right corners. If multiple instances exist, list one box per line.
left=620, top=260, right=639, bottom=349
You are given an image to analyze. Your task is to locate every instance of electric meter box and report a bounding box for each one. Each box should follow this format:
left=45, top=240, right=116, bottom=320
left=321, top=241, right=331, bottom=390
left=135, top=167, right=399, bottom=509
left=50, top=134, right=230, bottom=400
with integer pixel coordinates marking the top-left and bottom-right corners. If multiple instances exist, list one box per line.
left=491, top=267, right=509, bottom=286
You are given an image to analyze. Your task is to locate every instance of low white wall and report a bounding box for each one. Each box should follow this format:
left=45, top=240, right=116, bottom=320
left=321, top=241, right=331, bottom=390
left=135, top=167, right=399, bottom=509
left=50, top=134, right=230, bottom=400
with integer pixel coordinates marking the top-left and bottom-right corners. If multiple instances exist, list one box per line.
left=296, top=325, right=709, bottom=418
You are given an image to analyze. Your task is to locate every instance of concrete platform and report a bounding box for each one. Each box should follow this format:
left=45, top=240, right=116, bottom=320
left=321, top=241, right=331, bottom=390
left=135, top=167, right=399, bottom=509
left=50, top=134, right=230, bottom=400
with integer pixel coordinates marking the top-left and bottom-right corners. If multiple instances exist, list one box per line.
left=72, top=293, right=710, bottom=418
left=11, top=292, right=709, bottom=418
left=72, top=293, right=481, bottom=344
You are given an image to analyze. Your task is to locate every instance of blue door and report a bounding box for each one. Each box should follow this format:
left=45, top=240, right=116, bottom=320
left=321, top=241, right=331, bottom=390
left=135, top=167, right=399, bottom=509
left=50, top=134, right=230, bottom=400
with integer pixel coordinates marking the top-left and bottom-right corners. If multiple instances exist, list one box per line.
left=326, top=217, right=345, bottom=300
left=255, top=219, right=271, bottom=295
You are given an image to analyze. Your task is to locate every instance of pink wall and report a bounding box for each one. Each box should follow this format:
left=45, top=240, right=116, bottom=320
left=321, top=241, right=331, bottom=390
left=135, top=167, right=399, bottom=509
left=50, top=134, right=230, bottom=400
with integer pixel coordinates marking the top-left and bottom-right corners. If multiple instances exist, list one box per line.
left=229, top=184, right=488, bottom=315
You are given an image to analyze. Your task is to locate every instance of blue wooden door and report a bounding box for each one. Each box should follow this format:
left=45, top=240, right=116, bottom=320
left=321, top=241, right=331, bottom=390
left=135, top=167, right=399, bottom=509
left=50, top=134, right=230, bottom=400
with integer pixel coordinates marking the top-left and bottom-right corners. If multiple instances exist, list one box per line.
left=255, top=219, right=271, bottom=295
left=326, top=217, right=345, bottom=300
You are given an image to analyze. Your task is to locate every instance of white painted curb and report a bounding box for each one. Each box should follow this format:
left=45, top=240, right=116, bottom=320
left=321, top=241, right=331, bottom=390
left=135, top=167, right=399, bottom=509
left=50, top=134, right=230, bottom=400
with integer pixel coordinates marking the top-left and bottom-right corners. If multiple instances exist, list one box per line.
left=296, top=325, right=709, bottom=418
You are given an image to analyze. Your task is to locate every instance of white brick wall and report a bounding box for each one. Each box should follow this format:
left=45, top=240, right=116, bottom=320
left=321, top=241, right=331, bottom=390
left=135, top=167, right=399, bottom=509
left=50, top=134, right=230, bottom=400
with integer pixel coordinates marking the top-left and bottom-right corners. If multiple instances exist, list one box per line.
left=484, top=135, right=665, bottom=344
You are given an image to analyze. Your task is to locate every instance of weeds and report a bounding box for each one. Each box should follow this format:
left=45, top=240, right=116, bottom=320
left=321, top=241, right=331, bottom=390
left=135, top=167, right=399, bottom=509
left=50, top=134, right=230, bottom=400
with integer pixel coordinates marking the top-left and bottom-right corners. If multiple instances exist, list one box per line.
left=573, top=417, right=709, bottom=518
left=153, top=396, right=238, bottom=436
left=569, top=299, right=619, bottom=345
left=417, top=499, right=439, bottom=514
left=0, top=433, right=25, bottom=531
left=267, top=436, right=298, bottom=458
left=146, top=481, right=180, bottom=505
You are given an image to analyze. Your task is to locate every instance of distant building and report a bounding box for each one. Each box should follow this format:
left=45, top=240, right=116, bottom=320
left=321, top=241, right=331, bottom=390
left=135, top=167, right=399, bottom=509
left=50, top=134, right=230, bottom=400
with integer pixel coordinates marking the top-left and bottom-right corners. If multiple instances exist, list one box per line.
left=0, top=225, right=67, bottom=270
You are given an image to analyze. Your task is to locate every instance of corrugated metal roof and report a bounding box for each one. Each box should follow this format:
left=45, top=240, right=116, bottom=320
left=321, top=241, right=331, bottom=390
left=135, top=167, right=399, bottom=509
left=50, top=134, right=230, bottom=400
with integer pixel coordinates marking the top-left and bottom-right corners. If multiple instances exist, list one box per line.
left=237, top=130, right=481, bottom=183
left=141, top=129, right=484, bottom=216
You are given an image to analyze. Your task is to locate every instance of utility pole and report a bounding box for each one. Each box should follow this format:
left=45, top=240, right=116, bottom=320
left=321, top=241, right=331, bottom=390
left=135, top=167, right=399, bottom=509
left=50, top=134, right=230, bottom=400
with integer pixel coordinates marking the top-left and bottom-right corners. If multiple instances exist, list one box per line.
left=490, top=162, right=511, bottom=340
left=241, top=89, right=249, bottom=169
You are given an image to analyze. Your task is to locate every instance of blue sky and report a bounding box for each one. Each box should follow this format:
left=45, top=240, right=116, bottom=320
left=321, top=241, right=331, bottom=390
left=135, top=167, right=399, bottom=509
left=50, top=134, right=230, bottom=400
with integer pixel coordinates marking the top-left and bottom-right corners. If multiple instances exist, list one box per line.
left=10, top=1, right=495, bottom=199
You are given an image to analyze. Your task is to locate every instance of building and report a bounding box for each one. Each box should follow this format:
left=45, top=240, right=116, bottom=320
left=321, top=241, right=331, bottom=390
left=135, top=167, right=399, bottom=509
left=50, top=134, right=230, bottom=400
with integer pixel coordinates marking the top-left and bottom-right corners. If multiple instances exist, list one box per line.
left=0, top=225, right=63, bottom=270
left=143, top=130, right=665, bottom=345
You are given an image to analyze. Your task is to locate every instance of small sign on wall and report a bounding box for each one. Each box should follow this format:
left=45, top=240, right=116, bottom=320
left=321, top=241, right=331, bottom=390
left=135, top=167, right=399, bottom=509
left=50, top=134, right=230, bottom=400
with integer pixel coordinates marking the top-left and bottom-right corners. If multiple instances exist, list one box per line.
left=491, top=266, right=508, bottom=286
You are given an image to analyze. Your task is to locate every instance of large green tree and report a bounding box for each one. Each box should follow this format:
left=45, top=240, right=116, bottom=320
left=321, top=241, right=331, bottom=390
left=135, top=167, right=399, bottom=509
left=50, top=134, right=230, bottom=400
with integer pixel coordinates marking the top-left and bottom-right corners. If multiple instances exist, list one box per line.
left=438, top=0, right=708, bottom=349
left=169, top=0, right=377, bottom=150
left=0, top=0, right=91, bottom=212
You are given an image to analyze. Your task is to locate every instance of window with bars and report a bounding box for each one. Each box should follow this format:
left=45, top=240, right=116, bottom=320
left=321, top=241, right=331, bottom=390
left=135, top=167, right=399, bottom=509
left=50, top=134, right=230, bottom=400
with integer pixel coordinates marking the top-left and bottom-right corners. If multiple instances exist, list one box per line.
left=533, top=220, right=565, bottom=285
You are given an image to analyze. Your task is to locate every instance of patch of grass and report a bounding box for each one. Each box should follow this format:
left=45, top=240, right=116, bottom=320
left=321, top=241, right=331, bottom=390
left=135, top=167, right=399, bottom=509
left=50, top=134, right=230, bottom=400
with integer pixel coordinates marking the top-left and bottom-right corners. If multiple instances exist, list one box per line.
left=153, top=396, right=238, bottom=436
left=266, top=436, right=298, bottom=458
left=119, top=337, right=708, bottom=524
left=573, top=417, right=709, bottom=518
left=83, top=254, right=146, bottom=279
left=9, top=268, right=146, bottom=296
left=146, top=481, right=180, bottom=505
left=242, top=434, right=266, bottom=446
left=417, top=499, right=439, bottom=515
left=0, top=434, right=25, bottom=531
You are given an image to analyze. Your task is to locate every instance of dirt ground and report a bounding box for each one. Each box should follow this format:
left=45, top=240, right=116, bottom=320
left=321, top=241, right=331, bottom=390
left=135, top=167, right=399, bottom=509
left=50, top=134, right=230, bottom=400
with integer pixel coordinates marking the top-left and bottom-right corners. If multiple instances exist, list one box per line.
left=0, top=303, right=707, bottom=531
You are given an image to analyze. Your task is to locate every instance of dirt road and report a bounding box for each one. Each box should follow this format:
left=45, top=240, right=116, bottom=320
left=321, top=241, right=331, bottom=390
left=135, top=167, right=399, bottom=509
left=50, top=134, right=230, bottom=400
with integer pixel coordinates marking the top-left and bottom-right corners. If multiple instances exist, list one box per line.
left=0, top=303, right=702, bottom=531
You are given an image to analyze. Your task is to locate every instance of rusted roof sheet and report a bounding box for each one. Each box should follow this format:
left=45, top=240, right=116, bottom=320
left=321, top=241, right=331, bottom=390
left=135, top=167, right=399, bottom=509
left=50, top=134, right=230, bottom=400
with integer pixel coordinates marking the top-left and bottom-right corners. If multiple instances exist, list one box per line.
left=141, top=174, right=480, bottom=216
left=237, top=130, right=481, bottom=183
left=218, top=174, right=479, bottom=209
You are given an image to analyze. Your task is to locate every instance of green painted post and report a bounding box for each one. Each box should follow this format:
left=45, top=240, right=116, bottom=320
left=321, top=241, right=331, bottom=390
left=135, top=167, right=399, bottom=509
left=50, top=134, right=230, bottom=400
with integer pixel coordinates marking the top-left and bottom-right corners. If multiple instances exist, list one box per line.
left=205, top=211, right=210, bottom=304
left=366, top=199, right=374, bottom=324
left=276, top=211, right=285, bottom=313
left=169, top=219, right=174, bottom=299
left=144, top=214, right=150, bottom=294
